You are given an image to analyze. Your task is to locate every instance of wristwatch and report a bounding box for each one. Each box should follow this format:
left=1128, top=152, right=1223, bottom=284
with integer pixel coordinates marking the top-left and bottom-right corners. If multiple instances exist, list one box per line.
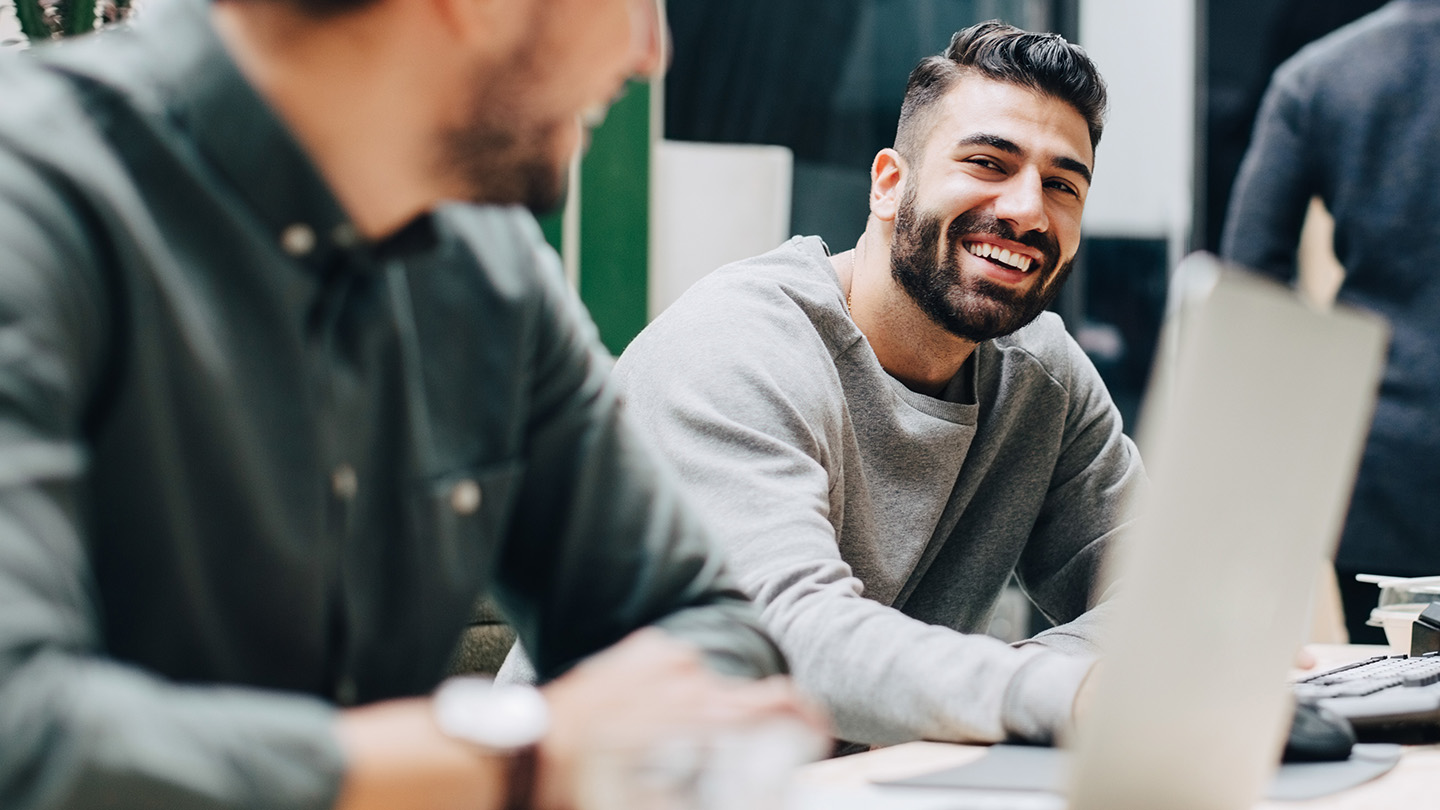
left=432, top=676, right=551, bottom=810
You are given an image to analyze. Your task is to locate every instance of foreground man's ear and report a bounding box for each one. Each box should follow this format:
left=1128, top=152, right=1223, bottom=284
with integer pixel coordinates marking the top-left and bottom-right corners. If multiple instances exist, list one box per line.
left=433, top=0, right=530, bottom=61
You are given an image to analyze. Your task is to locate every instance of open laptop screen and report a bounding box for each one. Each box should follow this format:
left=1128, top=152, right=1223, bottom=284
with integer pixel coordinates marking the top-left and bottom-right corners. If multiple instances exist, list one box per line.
left=1068, top=255, right=1388, bottom=810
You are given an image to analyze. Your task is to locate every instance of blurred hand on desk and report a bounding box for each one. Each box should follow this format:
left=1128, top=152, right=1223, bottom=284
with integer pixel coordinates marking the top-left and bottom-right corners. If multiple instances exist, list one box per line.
left=334, top=629, right=829, bottom=810
left=539, top=629, right=831, bottom=809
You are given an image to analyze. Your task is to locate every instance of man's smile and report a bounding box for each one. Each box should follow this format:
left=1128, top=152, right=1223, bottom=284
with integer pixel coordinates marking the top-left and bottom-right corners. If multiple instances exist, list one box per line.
left=962, top=240, right=1036, bottom=273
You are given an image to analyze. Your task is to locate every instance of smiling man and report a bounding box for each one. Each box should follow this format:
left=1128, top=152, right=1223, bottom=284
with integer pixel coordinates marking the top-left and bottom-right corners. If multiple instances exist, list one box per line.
left=613, top=22, right=1145, bottom=746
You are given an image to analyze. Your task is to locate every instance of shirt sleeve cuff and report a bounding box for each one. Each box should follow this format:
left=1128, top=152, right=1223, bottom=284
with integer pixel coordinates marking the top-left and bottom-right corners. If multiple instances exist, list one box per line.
left=999, top=650, right=1095, bottom=744
left=226, top=691, right=347, bottom=810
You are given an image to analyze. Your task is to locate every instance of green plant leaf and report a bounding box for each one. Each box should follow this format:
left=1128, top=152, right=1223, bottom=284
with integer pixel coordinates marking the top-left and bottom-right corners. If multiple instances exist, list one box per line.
left=14, top=0, right=52, bottom=42
left=65, top=0, right=98, bottom=36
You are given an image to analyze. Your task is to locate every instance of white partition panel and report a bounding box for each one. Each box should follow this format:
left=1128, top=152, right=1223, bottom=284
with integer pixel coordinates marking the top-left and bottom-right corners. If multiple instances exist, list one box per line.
left=650, top=140, right=794, bottom=319
left=1080, top=0, right=1196, bottom=252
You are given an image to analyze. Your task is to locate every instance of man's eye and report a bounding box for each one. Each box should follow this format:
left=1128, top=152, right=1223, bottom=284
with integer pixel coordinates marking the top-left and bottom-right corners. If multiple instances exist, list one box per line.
left=966, top=157, right=1003, bottom=172
left=1046, top=180, right=1079, bottom=198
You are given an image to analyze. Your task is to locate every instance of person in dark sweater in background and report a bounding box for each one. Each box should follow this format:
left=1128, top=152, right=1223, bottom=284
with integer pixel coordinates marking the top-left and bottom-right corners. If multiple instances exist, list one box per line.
left=1223, top=0, right=1440, bottom=643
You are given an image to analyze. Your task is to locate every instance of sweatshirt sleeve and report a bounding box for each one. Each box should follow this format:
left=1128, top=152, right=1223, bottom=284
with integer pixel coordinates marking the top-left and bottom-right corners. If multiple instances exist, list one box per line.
left=1014, top=332, right=1141, bottom=643
left=1004, top=333, right=1145, bottom=740
left=613, top=287, right=1113, bottom=746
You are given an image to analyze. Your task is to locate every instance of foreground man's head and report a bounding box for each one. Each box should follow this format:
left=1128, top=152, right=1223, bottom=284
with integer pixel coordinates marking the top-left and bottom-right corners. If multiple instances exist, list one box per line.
left=212, top=0, right=664, bottom=231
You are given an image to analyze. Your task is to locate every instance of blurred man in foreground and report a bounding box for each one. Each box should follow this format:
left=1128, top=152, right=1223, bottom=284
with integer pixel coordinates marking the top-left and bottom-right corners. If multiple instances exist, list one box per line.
left=0, top=0, right=822, bottom=808
left=610, top=22, right=1143, bottom=747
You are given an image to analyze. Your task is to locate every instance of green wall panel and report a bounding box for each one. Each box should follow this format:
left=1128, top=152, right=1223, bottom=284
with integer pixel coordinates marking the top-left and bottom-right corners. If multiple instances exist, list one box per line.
left=578, top=80, right=651, bottom=356
left=530, top=80, right=652, bottom=357
left=537, top=208, right=564, bottom=255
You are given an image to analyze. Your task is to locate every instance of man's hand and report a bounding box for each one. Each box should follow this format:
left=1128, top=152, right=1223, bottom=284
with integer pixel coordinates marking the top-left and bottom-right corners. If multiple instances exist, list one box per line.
left=535, top=628, right=830, bottom=810
left=332, top=629, right=827, bottom=810
left=1294, top=645, right=1318, bottom=671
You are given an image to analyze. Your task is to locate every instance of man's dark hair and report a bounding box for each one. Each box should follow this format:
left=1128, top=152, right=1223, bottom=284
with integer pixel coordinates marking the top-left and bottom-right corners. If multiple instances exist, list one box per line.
left=895, top=21, right=1108, bottom=163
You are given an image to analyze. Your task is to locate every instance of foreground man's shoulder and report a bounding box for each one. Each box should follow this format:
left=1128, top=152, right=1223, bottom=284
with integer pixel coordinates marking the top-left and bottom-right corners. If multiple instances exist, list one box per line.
left=0, top=56, right=106, bottom=170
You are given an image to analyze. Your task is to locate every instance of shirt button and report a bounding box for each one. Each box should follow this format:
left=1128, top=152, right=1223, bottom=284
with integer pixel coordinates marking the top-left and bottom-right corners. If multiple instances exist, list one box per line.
left=331, top=223, right=361, bottom=249
left=331, top=464, right=358, bottom=501
left=450, top=479, right=482, bottom=515
left=281, top=223, right=316, bottom=256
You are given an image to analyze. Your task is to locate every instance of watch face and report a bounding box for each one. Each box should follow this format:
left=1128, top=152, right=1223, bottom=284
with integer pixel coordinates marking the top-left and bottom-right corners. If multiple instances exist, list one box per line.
left=434, top=677, right=551, bottom=751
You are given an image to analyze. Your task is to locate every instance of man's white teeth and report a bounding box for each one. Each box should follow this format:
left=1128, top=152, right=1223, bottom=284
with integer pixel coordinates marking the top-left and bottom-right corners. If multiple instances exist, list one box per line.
left=964, top=241, right=1034, bottom=273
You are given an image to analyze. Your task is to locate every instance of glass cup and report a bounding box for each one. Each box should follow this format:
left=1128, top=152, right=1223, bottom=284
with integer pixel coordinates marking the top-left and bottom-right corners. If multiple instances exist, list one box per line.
left=576, top=718, right=826, bottom=810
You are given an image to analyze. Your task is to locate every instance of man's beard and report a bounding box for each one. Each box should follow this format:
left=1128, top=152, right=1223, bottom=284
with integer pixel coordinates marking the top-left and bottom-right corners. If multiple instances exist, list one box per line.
left=438, top=34, right=573, bottom=215
left=440, top=119, right=570, bottom=215
left=889, top=185, right=1074, bottom=343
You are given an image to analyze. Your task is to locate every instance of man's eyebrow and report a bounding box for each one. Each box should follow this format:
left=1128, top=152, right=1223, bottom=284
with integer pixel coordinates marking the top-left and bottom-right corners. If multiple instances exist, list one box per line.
left=955, top=133, right=1093, bottom=185
left=1053, top=155, right=1092, bottom=185
left=956, top=133, right=1022, bottom=155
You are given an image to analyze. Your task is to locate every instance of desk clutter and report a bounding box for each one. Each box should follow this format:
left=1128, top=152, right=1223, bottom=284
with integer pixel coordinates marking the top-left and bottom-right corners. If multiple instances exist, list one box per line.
left=1357, top=574, right=1440, bottom=653
left=1286, top=575, right=1440, bottom=743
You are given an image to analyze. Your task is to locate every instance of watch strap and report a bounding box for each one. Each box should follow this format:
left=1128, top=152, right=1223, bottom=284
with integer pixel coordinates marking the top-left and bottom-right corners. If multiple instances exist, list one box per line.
left=503, top=744, right=538, bottom=810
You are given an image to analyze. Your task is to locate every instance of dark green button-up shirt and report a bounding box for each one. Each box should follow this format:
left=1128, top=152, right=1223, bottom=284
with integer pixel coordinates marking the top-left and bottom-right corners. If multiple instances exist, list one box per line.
left=0, top=2, right=784, bottom=808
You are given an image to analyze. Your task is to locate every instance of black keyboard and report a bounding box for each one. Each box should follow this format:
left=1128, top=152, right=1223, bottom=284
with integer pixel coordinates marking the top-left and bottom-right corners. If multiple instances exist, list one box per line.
left=1293, top=653, right=1440, bottom=742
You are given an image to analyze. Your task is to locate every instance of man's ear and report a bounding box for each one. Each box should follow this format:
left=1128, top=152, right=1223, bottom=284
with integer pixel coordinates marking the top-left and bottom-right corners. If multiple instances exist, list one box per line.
left=870, top=148, right=906, bottom=223
left=435, top=0, right=528, bottom=59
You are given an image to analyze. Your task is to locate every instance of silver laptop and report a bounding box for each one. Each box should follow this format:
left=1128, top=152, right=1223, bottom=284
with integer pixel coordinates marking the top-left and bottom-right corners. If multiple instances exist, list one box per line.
left=1067, top=254, right=1388, bottom=809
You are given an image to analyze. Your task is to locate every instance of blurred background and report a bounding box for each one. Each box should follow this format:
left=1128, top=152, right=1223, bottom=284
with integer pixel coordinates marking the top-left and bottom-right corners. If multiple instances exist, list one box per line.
left=0, top=0, right=1387, bottom=431
left=513, top=0, right=1385, bottom=435
left=0, top=0, right=1395, bottom=648
left=524, top=0, right=1395, bottom=644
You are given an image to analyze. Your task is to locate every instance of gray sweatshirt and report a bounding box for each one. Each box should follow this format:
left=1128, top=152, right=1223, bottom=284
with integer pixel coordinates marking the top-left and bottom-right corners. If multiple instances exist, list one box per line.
left=613, top=236, right=1146, bottom=745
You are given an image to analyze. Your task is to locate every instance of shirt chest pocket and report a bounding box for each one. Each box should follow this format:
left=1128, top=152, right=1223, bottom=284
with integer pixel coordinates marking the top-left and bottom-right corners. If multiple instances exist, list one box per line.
left=411, top=459, right=526, bottom=599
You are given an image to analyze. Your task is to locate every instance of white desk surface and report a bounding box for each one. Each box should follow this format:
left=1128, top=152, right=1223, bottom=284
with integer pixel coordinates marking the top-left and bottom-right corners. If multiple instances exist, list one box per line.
left=790, top=645, right=1440, bottom=809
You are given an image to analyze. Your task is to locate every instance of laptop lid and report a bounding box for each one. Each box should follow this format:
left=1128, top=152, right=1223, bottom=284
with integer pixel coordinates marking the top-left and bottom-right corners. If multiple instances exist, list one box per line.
left=1067, top=255, right=1388, bottom=810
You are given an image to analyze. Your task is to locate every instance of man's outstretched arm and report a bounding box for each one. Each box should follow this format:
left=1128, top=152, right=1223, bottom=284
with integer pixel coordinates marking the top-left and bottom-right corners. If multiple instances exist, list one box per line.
left=335, top=630, right=821, bottom=810
left=609, top=300, right=1108, bottom=746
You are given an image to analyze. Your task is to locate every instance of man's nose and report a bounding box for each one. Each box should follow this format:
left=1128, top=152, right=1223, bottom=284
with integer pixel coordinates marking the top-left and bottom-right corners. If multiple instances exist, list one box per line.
left=630, top=0, right=669, bottom=78
left=992, top=168, right=1049, bottom=235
